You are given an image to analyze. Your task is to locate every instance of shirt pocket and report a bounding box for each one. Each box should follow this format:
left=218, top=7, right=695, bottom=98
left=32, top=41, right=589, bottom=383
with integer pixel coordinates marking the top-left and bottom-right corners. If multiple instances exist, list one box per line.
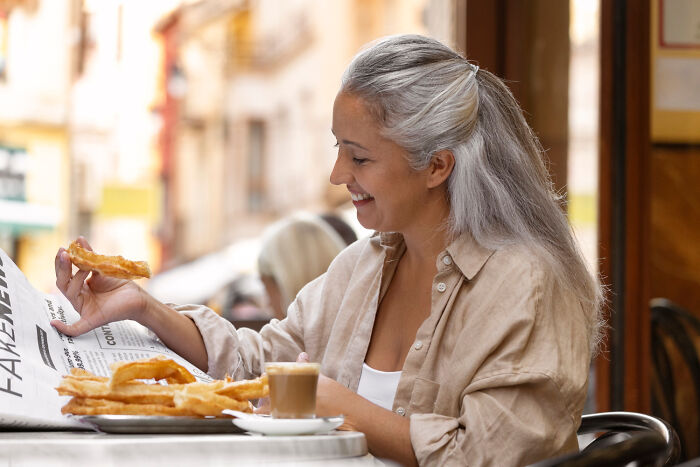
left=408, top=377, right=441, bottom=414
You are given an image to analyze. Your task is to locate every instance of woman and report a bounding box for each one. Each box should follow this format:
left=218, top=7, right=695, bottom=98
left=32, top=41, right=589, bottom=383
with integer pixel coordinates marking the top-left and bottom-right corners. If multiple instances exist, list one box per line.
left=52, top=35, right=601, bottom=466
left=257, top=213, right=347, bottom=319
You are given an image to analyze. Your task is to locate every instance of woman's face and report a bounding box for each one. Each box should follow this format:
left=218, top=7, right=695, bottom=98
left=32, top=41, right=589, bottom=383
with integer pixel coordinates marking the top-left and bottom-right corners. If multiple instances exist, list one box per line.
left=330, top=92, right=434, bottom=234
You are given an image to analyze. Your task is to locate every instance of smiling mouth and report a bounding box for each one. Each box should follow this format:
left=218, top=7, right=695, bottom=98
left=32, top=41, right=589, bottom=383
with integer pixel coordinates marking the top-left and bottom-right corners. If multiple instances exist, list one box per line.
left=350, top=192, right=374, bottom=202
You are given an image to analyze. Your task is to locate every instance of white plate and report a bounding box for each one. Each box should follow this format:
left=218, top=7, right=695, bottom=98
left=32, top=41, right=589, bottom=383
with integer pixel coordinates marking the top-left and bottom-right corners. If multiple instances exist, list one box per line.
left=72, top=415, right=245, bottom=434
left=223, top=412, right=344, bottom=436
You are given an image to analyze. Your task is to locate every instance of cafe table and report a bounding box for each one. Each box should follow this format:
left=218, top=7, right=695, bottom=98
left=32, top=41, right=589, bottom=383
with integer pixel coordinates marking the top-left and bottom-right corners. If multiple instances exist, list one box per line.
left=0, top=430, right=382, bottom=466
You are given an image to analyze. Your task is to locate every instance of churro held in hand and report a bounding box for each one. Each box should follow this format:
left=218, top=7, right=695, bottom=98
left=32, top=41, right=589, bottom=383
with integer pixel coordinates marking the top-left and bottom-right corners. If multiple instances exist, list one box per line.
left=67, top=240, right=151, bottom=280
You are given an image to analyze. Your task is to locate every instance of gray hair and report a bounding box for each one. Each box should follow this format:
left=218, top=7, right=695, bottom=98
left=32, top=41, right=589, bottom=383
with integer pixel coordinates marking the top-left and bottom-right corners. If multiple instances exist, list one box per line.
left=341, top=34, right=603, bottom=354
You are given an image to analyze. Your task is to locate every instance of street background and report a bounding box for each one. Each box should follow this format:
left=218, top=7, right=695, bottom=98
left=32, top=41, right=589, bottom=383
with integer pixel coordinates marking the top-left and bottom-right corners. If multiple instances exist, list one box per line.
left=0, top=0, right=599, bottom=314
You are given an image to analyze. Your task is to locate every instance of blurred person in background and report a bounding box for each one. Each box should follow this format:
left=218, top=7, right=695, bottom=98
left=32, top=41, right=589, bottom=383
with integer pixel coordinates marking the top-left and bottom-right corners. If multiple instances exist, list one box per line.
left=257, top=213, right=348, bottom=319
left=320, top=212, right=358, bottom=246
left=52, top=35, right=602, bottom=465
left=212, top=274, right=270, bottom=323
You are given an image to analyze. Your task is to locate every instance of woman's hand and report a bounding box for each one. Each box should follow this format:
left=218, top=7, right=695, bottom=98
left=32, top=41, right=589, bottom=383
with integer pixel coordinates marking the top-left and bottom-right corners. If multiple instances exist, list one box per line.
left=316, top=373, right=362, bottom=431
left=51, top=237, right=146, bottom=336
left=51, top=237, right=209, bottom=370
left=317, top=371, right=416, bottom=465
left=294, top=352, right=361, bottom=431
left=275, top=353, right=417, bottom=465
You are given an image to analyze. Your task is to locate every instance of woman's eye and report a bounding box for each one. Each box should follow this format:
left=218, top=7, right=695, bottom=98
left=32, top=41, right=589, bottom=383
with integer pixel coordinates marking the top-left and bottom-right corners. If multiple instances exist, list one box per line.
left=352, top=157, right=368, bottom=165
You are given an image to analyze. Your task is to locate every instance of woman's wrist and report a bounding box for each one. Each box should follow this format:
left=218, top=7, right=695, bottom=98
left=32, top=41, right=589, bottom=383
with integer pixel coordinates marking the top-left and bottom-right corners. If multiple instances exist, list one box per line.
left=136, top=288, right=169, bottom=330
left=134, top=291, right=209, bottom=371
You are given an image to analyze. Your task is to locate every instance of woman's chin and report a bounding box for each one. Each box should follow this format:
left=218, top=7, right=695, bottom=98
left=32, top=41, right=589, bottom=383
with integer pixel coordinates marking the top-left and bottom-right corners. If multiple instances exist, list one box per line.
left=356, top=215, right=376, bottom=231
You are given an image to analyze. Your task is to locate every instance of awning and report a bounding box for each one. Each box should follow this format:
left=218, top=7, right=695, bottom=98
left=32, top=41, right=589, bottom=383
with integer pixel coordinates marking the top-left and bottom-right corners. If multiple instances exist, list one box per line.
left=0, top=198, right=60, bottom=233
left=146, top=237, right=261, bottom=305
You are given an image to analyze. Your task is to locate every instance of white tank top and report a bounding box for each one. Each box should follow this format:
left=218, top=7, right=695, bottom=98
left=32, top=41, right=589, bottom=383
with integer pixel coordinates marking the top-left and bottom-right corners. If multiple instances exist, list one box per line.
left=356, top=362, right=402, bottom=410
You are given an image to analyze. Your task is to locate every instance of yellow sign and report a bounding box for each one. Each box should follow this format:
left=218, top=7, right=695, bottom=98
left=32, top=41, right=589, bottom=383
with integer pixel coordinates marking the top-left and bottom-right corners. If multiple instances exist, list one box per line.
left=97, top=184, right=160, bottom=221
left=652, top=0, right=700, bottom=143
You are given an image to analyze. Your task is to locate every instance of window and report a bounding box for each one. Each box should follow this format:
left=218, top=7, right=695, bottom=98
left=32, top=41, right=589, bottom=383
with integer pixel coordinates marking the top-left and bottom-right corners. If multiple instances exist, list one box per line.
left=0, top=10, right=8, bottom=81
left=568, top=0, right=600, bottom=273
left=0, top=146, right=27, bottom=201
left=246, top=120, right=266, bottom=213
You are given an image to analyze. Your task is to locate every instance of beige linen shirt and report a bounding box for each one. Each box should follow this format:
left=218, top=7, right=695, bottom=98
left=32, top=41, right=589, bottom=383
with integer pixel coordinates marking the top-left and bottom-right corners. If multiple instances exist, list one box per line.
left=178, top=232, right=591, bottom=466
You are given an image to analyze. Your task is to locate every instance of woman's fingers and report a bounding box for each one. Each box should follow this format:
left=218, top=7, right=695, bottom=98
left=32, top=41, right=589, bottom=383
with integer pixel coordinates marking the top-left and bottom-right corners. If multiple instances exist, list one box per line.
left=55, top=247, right=90, bottom=310
left=254, top=398, right=270, bottom=415
left=55, top=249, right=73, bottom=292
left=86, top=269, right=124, bottom=292
left=64, top=269, right=90, bottom=309
left=50, top=317, right=95, bottom=337
left=296, top=352, right=310, bottom=363
left=75, top=236, right=93, bottom=251
left=55, top=247, right=87, bottom=314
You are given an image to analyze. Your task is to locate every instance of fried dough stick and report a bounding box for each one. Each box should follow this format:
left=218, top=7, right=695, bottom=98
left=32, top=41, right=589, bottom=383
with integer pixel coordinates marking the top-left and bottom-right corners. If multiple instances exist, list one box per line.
left=67, top=240, right=151, bottom=280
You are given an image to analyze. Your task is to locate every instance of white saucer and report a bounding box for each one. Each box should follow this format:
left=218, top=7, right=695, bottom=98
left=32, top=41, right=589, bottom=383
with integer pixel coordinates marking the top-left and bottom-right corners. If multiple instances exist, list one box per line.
left=223, top=411, right=344, bottom=436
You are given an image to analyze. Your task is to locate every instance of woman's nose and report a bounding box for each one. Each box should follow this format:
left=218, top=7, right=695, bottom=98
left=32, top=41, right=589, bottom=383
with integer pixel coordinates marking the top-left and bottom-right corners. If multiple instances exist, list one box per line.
left=329, top=155, right=351, bottom=186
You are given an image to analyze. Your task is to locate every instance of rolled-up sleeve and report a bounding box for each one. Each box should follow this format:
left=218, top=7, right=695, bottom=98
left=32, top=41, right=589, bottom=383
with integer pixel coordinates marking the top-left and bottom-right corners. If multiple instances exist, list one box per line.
left=401, top=241, right=590, bottom=466
left=171, top=242, right=364, bottom=381
left=410, top=371, right=579, bottom=466
left=176, top=301, right=306, bottom=379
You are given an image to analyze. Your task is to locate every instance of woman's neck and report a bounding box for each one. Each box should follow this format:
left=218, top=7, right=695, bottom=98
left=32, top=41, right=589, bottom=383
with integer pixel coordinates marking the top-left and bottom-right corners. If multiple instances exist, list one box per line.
left=401, top=227, right=449, bottom=268
left=399, top=199, right=451, bottom=268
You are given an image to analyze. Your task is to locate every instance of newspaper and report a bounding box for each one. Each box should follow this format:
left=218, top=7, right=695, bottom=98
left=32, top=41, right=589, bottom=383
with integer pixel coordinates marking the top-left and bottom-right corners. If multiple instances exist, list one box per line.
left=0, top=247, right=211, bottom=429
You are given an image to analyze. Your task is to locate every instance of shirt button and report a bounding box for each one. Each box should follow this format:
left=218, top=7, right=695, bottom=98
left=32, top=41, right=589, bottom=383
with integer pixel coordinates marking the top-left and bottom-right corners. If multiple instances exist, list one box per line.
left=396, top=407, right=406, bottom=416
left=437, top=282, right=447, bottom=292
left=442, top=256, right=452, bottom=265
left=414, top=341, right=423, bottom=350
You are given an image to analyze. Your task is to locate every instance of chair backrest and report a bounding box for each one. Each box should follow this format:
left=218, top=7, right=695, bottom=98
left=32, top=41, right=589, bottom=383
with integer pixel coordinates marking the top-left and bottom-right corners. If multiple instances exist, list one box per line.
left=651, top=297, right=700, bottom=461
left=579, top=411, right=680, bottom=465
left=529, top=411, right=680, bottom=467
left=671, top=456, right=700, bottom=467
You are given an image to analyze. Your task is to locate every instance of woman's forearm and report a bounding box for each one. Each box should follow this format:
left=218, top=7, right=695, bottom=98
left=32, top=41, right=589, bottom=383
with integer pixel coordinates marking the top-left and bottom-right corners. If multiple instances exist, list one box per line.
left=318, top=377, right=417, bottom=466
left=138, top=291, right=209, bottom=372
left=352, top=402, right=417, bottom=466
left=351, top=401, right=417, bottom=466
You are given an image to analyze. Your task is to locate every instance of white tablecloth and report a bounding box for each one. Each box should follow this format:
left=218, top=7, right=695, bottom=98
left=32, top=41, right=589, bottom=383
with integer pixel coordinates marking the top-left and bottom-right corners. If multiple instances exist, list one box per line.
left=0, top=430, right=378, bottom=466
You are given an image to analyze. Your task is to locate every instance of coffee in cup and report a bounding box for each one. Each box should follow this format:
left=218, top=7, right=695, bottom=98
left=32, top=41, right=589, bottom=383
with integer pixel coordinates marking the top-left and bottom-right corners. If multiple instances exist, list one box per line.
left=264, top=362, right=320, bottom=419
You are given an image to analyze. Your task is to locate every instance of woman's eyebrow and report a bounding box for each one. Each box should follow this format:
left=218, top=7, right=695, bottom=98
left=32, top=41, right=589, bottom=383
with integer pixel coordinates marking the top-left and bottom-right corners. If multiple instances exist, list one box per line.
left=331, top=129, right=369, bottom=151
left=342, top=140, right=368, bottom=151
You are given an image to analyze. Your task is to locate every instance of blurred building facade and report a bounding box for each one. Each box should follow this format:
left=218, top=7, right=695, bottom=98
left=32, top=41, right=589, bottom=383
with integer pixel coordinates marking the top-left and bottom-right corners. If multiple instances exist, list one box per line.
left=0, top=0, right=460, bottom=292
left=67, top=0, right=180, bottom=286
left=0, top=0, right=71, bottom=291
left=0, top=0, right=191, bottom=291
left=152, top=0, right=459, bottom=267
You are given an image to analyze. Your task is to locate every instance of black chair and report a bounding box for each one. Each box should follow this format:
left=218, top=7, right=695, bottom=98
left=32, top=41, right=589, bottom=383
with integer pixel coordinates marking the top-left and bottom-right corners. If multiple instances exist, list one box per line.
left=651, top=298, right=700, bottom=461
left=673, top=457, right=700, bottom=467
left=529, top=411, right=680, bottom=467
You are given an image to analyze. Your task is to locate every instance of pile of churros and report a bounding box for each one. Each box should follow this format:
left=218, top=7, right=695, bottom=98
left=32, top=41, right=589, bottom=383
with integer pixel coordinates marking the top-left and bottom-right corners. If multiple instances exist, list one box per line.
left=56, top=356, right=268, bottom=417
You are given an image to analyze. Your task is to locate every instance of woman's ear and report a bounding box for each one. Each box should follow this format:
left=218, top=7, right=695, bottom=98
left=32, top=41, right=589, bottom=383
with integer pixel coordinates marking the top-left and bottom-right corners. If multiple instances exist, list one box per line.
left=426, top=150, right=455, bottom=189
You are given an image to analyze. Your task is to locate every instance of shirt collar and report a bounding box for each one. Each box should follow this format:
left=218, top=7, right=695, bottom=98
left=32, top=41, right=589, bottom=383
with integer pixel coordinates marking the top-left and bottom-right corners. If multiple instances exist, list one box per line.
left=445, top=232, right=495, bottom=280
left=376, top=231, right=494, bottom=281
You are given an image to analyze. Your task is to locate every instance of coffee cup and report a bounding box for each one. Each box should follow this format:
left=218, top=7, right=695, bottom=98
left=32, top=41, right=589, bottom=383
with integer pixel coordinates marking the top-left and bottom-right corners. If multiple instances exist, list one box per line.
left=264, top=362, right=320, bottom=419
